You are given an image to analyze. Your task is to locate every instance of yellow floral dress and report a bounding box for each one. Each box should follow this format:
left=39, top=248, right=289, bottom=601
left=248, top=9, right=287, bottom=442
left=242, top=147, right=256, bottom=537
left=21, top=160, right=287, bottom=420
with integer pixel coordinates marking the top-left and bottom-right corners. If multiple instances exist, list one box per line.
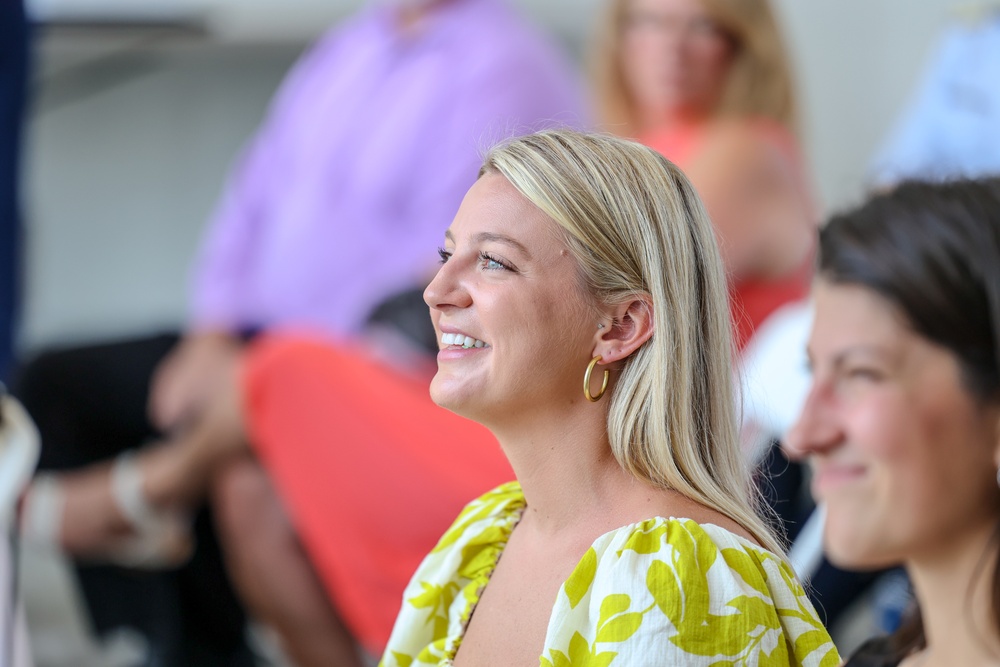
left=380, top=482, right=840, bottom=667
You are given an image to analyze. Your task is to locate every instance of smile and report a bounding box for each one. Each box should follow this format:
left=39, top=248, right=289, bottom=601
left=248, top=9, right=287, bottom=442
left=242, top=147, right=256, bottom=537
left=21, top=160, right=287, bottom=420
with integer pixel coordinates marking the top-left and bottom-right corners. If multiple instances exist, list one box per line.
left=810, top=463, right=866, bottom=498
left=440, top=332, right=489, bottom=349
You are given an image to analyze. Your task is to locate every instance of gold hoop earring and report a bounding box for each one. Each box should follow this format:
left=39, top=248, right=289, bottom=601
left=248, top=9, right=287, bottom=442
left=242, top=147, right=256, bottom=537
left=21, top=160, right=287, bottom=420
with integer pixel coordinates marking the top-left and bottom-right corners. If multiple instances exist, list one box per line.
left=584, top=355, right=609, bottom=402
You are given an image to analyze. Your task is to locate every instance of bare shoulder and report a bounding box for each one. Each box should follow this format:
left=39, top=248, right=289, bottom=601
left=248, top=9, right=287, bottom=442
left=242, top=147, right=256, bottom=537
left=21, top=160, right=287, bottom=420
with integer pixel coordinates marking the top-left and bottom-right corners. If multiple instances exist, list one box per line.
left=650, top=489, right=760, bottom=547
left=698, top=118, right=794, bottom=170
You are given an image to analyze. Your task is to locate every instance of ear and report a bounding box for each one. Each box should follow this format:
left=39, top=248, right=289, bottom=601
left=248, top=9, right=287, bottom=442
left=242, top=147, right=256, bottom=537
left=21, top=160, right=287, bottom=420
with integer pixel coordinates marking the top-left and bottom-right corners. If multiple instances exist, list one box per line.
left=593, top=294, right=654, bottom=365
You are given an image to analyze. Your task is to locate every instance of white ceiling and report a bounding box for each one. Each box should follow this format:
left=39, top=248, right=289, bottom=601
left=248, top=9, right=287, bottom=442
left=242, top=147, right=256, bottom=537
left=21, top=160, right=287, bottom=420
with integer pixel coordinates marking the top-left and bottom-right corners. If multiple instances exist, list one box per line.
left=27, top=0, right=603, bottom=42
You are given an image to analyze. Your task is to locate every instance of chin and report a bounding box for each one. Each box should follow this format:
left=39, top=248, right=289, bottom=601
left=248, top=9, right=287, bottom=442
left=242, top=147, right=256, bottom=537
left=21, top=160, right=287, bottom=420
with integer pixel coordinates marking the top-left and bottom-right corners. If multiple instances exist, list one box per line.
left=428, top=377, right=451, bottom=408
left=429, top=376, right=476, bottom=418
left=823, top=525, right=903, bottom=572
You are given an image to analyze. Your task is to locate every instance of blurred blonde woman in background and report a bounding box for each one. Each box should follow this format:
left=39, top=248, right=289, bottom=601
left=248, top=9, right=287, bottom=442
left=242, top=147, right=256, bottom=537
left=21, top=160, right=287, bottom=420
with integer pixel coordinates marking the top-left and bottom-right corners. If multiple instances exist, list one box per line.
left=592, top=0, right=813, bottom=349
left=380, top=129, right=837, bottom=666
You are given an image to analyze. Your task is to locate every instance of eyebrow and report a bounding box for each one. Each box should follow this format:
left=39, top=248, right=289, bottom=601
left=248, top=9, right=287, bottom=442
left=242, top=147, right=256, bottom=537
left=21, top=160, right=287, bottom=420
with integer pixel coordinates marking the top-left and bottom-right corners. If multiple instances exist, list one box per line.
left=829, top=345, right=896, bottom=370
left=444, top=230, right=533, bottom=259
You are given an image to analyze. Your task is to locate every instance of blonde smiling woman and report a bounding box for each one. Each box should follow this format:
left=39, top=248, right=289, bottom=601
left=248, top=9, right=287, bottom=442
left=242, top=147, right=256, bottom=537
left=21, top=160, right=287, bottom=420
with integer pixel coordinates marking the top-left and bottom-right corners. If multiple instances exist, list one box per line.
left=379, top=129, right=837, bottom=666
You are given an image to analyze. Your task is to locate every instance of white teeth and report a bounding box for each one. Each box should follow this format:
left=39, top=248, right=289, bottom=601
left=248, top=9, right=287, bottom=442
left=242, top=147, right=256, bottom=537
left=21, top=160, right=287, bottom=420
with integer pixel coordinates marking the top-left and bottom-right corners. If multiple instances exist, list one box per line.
left=440, top=332, right=488, bottom=349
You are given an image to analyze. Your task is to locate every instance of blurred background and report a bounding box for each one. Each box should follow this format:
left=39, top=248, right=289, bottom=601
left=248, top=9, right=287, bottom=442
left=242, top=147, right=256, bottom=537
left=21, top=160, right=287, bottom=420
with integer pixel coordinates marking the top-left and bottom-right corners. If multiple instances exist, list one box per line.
left=20, top=0, right=980, bottom=354
left=3, top=0, right=996, bottom=665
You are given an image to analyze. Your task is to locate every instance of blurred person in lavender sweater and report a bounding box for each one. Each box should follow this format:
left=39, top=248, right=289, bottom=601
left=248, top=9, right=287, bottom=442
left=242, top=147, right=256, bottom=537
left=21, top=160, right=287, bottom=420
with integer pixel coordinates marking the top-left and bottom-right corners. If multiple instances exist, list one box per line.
left=157, top=0, right=587, bottom=434
left=12, top=1, right=587, bottom=664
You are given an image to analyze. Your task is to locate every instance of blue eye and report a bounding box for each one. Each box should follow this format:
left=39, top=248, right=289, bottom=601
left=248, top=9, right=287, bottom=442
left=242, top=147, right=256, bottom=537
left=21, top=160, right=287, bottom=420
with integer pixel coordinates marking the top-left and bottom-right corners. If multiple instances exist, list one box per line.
left=478, top=251, right=511, bottom=271
left=437, top=247, right=452, bottom=264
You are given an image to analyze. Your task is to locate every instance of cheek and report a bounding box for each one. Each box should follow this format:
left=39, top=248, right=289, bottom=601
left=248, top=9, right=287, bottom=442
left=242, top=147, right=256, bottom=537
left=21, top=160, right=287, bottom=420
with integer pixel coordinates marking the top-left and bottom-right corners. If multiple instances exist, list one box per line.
left=908, top=389, right=1000, bottom=510
left=847, top=391, right=956, bottom=513
left=825, top=396, right=921, bottom=558
left=843, top=392, right=914, bottom=464
left=621, top=36, right=664, bottom=88
left=504, top=293, right=593, bottom=374
left=829, top=388, right=997, bottom=565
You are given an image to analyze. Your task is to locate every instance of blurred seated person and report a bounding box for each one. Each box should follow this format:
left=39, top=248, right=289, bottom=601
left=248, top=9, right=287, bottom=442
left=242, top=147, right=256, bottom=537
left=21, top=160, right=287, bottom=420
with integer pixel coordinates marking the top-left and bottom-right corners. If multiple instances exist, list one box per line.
left=592, top=0, right=815, bottom=350
left=13, top=0, right=586, bottom=663
left=868, top=9, right=1000, bottom=188
left=820, top=12, right=1000, bottom=644
left=784, top=178, right=1000, bottom=666
left=845, top=9, right=1000, bottom=643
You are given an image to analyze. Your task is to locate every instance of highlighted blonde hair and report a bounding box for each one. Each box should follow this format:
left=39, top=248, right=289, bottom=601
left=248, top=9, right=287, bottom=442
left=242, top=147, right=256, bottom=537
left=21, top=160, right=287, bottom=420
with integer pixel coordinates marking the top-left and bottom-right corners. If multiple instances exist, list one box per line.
left=482, top=129, right=782, bottom=555
left=592, top=0, right=798, bottom=137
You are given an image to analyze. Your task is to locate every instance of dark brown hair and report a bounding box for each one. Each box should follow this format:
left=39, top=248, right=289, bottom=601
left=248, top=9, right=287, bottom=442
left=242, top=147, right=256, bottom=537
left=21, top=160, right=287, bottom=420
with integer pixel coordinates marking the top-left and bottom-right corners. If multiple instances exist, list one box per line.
left=819, top=178, right=1000, bottom=664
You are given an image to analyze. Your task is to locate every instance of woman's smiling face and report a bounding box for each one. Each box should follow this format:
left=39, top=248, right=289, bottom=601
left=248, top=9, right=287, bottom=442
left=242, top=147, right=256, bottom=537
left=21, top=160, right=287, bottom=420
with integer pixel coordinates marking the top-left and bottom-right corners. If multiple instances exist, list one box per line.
left=784, top=281, right=1000, bottom=569
left=423, top=172, right=600, bottom=426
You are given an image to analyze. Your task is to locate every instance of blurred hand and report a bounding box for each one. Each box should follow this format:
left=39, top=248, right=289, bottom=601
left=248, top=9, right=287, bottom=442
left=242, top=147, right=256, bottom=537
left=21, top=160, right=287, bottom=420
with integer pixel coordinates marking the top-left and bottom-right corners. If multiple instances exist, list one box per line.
left=147, top=332, right=243, bottom=433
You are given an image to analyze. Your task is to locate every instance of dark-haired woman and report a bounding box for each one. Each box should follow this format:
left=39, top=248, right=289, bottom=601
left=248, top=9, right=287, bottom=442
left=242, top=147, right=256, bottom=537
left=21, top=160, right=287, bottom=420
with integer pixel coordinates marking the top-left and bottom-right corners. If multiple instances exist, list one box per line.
left=784, top=178, right=1000, bottom=666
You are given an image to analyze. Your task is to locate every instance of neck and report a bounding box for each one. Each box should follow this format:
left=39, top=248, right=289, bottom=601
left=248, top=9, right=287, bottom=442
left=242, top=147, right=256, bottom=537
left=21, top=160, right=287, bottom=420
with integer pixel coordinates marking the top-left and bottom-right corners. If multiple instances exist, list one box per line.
left=638, top=105, right=712, bottom=137
left=487, top=397, right=657, bottom=540
left=394, top=0, right=451, bottom=32
left=906, top=521, right=1000, bottom=666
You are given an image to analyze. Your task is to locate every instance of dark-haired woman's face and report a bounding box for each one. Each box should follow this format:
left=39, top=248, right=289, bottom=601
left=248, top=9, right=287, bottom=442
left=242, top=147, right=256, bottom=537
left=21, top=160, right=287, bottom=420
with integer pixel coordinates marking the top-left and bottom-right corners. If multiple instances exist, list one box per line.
left=785, top=281, right=1000, bottom=570
left=620, top=0, right=735, bottom=126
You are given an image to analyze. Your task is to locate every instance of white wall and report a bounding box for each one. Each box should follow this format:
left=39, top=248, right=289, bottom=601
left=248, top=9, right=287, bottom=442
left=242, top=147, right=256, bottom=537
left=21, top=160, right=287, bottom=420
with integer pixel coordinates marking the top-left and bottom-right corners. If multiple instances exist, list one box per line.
left=19, top=0, right=982, bottom=350
left=23, top=41, right=302, bottom=347
left=775, top=0, right=970, bottom=212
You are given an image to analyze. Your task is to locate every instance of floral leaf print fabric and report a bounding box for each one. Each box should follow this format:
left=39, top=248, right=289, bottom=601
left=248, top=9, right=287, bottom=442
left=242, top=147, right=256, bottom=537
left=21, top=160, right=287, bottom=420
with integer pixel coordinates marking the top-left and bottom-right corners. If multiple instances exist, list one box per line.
left=380, top=483, right=839, bottom=666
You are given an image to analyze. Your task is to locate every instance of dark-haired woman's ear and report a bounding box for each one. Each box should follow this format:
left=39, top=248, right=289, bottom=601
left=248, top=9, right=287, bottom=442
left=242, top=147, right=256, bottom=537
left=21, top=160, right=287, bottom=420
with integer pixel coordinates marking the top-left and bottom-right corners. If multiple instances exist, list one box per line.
left=593, top=295, right=654, bottom=365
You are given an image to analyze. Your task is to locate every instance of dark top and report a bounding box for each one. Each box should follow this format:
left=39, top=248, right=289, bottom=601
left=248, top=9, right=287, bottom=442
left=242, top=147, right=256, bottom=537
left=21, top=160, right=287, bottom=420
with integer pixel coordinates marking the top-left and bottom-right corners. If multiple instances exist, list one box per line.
left=844, top=637, right=904, bottom=667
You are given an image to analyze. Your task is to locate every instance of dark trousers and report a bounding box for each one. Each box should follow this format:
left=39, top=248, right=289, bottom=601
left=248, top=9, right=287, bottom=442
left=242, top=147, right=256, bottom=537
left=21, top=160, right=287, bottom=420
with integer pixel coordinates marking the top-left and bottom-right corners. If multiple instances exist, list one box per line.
left=0, top=0, right=29, bottom=382
left=14, top=333, right=254, bottom=667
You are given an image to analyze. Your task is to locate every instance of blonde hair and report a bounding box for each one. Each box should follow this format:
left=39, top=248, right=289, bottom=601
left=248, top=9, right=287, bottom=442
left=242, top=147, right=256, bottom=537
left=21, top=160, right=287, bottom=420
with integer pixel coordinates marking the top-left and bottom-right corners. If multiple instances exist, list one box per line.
left=482, top=129, right=783, bottom=556
left=592, top=0, right=798, bottom=137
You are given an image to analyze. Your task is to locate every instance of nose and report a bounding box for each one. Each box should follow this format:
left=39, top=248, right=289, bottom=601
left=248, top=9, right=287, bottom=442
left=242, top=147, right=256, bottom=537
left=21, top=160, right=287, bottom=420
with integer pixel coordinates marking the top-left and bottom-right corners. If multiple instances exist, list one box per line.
left=654, top=17, right=687, bottom=53
left=783, top=382, right=843, bottom=462
left=423, top=257, right=471, bottom=312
